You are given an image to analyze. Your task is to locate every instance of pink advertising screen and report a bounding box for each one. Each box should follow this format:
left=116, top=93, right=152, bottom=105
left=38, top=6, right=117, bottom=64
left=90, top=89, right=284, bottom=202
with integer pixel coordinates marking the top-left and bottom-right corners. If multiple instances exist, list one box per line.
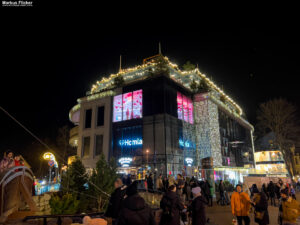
left=188, top=98, right=194, bottom=124
left=132, top=89, right=143, bottom=119
left=182, top=95, right=188, bottom=122
left=113, top=94, right=123, bottom=122
left=177, top=92, right=183, bottom=120
left=122, top=92, right=133, bottom=121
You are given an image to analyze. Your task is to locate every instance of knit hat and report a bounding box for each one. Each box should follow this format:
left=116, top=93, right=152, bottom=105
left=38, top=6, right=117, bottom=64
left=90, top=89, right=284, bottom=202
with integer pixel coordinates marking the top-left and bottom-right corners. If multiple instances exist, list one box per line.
left=192, top=186, right=201, bottom=194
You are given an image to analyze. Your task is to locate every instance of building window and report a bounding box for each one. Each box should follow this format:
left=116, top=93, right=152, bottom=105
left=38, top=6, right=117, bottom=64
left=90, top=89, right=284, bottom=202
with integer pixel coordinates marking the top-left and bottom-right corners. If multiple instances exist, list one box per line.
left=97, top=106, right=105, bottom=126
left=95, top=135, right=103, bottom=156
left=113, top=89, right=143, bottom=122
left=85, top=109, right=92, bottom=128
left=82, top=136, right=90, bottom=157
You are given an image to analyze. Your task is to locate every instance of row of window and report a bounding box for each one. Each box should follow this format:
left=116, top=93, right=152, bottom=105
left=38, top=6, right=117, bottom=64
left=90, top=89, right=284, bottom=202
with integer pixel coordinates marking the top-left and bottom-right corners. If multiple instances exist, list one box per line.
left=84, top=106, right=105, bottom=129
left=82, top=135, right=103, bottom=157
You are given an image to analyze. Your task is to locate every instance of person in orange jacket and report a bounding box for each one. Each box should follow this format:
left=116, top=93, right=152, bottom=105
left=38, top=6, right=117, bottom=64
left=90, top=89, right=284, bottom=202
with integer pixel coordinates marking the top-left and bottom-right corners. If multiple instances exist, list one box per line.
left=231, top=184, right=251, bottom=225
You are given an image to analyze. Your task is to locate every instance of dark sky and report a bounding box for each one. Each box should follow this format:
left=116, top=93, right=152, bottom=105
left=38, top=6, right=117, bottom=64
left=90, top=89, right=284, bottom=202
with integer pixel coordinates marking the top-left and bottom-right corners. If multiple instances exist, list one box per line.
left=1, top=14, right=300, bottom=155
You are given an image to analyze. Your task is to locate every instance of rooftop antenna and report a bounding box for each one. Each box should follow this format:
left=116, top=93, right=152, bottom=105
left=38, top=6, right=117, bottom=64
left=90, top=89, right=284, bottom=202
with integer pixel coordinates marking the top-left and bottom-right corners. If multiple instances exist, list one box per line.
left=158, top=42, right=162, bottom=55
left=119, top=54, right=122, bottom=72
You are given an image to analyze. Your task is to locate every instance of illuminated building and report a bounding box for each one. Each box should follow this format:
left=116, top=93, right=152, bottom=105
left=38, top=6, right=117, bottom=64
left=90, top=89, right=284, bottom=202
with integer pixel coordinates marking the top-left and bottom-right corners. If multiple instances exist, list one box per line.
left=254, top=132, right=288, bottom=176
left=69, top=54, right=255, bottom=184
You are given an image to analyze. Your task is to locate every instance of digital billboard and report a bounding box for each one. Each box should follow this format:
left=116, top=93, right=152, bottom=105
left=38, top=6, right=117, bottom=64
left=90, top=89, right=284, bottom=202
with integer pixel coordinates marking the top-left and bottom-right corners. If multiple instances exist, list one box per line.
left=177, top=92, right=193, bottom=124
left=123, top=92, right=133, bottom=121
left=113, top=89, right=143, bottom=122
left=132, top=90, right=143, bottom=119
left=113, top=94, right=123, bottom=122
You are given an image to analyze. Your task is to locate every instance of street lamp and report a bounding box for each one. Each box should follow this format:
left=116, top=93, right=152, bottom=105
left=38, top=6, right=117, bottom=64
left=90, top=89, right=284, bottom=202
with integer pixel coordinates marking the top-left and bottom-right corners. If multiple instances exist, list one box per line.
left=43, top=152, right=58, bottom=184
left=146, top=149, right=149, bottom=170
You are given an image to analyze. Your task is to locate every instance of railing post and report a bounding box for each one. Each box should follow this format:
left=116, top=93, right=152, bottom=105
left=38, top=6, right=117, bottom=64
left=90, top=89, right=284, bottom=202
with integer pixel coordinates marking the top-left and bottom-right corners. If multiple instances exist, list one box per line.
left=43, top=217, right=47, bottom=225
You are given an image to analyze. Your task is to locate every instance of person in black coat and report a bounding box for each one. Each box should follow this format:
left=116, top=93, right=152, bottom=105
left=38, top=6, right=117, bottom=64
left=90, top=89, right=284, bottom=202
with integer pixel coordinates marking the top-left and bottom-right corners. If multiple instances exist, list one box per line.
left=147, top=174, right=154, bottom=192
left=217, top=180, right=225, bottom=205
left=105, top=178, right=127, bottom=223
left=188, top=186, right=207, bottom=225
left=118, top=181, right=156, bottom=225
left=251, top=189, right=269, bottom=225
left=160, top=184, right=185, bottom=225
left=267, top=181, right=276, bottom=206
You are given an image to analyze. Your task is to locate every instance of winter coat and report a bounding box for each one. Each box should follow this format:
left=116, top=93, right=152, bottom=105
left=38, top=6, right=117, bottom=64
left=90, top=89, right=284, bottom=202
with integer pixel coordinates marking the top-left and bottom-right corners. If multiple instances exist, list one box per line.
left=203, top=182, right=211, bottom=197
left=231, top=191, right=251, bottom=217
left=0, top=157, right=15, bottom=173
left=105, top=185, right=127, bottom=219
left=189, top=195, right=206, bottom=225
left=160, top=190, right=184, bottom=225
left=280, top=197, right=300, bottom=224
left=267, top=182, right=275, bottom=197
left=219, top=183, right=225, bottom=194
left=156, top=178, right=163, bottom=190
left=117, top=193, right=155, bottom=225
left=147, top=176, right=154, bottom=191
left=253, top=193, right=269, bottom=225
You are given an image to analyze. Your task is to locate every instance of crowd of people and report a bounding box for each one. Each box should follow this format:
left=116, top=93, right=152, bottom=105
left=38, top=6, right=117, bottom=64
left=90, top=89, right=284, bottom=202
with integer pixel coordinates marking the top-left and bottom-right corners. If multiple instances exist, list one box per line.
left=105, top=174, right=300, bottom=225
left=0, top=150, right=24, bottom=173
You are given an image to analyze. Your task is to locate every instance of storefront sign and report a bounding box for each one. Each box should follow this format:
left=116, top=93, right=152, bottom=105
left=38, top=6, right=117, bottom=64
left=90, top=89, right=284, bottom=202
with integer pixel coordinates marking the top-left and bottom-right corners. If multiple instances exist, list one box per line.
left=119, top=138, right=143, bottom=146
left=185, top=157, right=193, bottom=166
left=118, top=157, right=133, bottom=167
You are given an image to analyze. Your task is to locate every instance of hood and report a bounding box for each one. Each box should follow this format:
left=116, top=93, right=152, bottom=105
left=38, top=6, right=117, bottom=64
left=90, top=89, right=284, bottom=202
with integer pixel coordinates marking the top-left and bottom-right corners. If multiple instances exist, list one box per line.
left=124, top=194, right=146, bottom=211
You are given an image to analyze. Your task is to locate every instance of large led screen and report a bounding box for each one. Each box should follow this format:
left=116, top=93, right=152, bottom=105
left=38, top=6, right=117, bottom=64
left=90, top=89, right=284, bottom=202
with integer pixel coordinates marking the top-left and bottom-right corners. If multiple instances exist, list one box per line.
left=113, top=94, right=123, bottom=122
left=177, top=92, right=183, bottom=120
left=113, top=89, right=143, bottom=122
left=132, top=90, right=143, bottom=119
left=123, top=92, right=133, bottom=121
left=177, top=92, right=193, bottom=124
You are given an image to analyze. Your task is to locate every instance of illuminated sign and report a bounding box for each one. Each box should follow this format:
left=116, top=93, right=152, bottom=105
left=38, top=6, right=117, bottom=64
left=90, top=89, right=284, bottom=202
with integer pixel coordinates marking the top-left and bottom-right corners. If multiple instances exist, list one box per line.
left=185, top=158, right=193, bottom=166
left=113, top=89, right=143, bottom=122
left=118, top=157, right=133, bottom=167
left=177, top=92, right=193, bottom=124
left=119, top=138, right=143, bottom=146
left=179, top=139, right=192, bottom=148
left=43, top=152, right=58, bottom=168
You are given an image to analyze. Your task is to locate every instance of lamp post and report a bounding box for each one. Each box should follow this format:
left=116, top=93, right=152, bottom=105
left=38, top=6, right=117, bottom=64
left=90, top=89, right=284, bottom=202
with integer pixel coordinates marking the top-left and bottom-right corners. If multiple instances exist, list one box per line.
left=146, top=149, right=149, bottom=170
left=43, top=152, right=58, bottom=184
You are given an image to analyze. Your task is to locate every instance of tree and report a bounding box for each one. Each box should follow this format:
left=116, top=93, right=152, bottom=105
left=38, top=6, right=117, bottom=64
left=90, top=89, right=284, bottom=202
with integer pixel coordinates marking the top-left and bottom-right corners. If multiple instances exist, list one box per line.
left=197, top=79, right=211, bottom=93
left=256, top=98, right=300, bottom=177
left=88, top=154, right=118, bottom=212
left=113, top=75, right=125, bottom=87
left=182, top=61, right=196, bottom=71
left=190, top=79, right=198, bottom=92
left=61, top=156, right=88, bottom=194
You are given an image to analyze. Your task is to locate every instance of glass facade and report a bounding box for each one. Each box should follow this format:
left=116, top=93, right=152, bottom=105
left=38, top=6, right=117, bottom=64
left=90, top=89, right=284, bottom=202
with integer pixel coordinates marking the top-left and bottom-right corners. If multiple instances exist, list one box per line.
left=218, top=109, right=254, bottom=167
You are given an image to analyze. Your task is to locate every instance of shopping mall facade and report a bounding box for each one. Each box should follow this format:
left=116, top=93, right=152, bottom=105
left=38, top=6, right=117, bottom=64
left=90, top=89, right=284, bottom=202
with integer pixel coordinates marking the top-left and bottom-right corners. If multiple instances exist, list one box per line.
left=69, top=55, right=255, bottom=185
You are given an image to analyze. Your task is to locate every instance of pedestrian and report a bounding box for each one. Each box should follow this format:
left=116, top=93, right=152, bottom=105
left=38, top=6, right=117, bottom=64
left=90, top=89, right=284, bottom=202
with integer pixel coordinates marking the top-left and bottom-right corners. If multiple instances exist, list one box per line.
left=262, top=183, right=269, bottom=200
left=163, top=176, right=169, bottom=192
left=183, top=177, right=191, bottom=202
left=251, top=188, right=269, bottom=225
left=176, top=174, right=184, bottom=199
left=231, top=184, right=251, bottom=225
left=105, top=178, right=127, bottom=225
left=267, top=181, right=276, bottom=206
left=278, top=188, right=300, bottom=225
left=168, top=174, right=176, bottom=187
left=217, top=180, right=226, bottom=206
left=126, top=174, right=132, bottom=186
left=188, top=186, right=207, bottom=225
left=147, top=173, right=154, bottom=192
left=290, top=185, right=296, bottom=200
left=160, top=184, right=185, bottom=225
left=118, top=181, right=155, bottom=225
left=0, top=150, right=15, bottom=173
left=275, top=183, right=281, bottom=204
left=203, top=179, right=212, bottom=206
left=156, top=174, right=164, bottom=192
left=250, top=184, right=259, bottom=198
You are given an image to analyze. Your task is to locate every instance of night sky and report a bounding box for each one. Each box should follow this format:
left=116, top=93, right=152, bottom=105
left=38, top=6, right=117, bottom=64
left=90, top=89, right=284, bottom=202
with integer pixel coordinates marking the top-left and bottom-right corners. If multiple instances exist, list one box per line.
left=1, top=17, right=300, bottom=156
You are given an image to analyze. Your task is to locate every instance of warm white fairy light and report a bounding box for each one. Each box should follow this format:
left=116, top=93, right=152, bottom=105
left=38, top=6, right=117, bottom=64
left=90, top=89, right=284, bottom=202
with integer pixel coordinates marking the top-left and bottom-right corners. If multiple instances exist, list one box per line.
left=90, top=55, right=243, bottom=116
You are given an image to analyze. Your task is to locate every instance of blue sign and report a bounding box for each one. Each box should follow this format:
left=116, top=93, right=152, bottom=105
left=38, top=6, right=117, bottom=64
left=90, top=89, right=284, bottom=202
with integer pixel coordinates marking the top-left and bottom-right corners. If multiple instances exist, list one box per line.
left=179, top=139, right=193, bottom=148
left=119, top=138, right=143, bottom=146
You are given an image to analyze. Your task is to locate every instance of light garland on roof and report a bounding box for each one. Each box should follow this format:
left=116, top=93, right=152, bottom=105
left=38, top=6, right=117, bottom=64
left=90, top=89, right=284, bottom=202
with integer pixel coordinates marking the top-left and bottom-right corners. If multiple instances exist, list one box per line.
left=90, top=55, right=243, bottom=116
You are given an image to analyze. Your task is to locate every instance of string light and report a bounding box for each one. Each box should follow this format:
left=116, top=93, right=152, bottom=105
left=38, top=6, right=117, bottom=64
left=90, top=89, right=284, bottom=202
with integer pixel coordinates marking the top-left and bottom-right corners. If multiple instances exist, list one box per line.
left=89, top=56, right=243, bottom=116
